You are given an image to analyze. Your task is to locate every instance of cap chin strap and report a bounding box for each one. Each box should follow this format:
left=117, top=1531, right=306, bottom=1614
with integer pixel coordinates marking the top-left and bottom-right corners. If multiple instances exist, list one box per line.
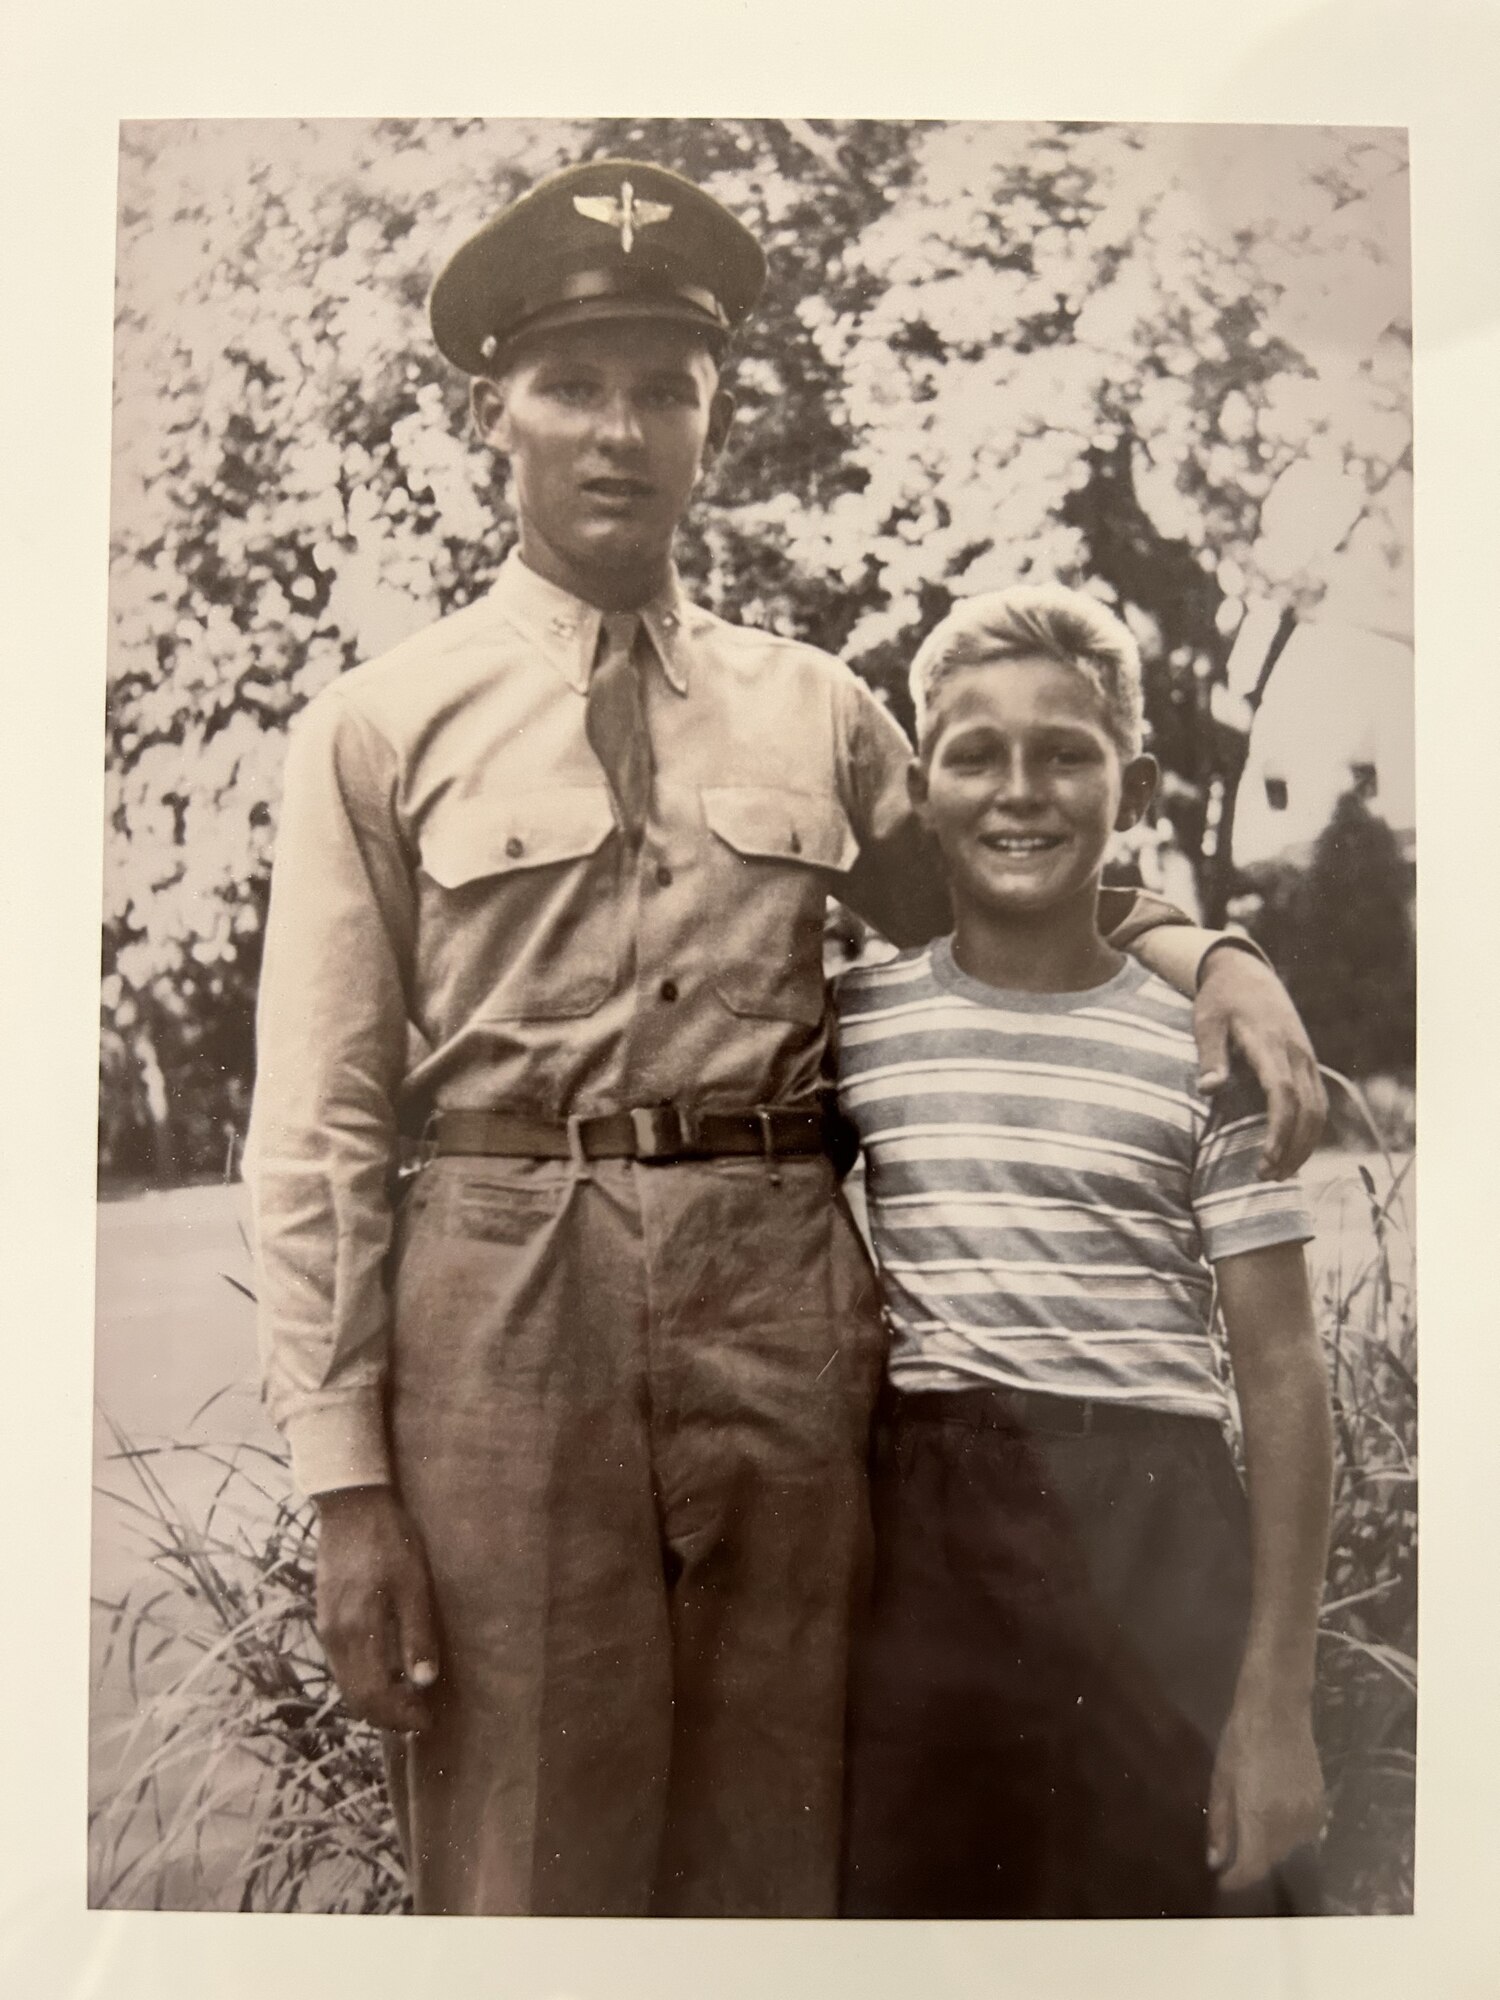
left=479, top=268, right=729, bottom=362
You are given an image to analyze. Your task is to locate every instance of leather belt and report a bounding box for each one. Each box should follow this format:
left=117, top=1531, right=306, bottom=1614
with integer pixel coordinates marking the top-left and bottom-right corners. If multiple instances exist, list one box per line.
left=888, top=1384, right=1220, bottom=1439
left=424, top=1102, right=841, bottom=1166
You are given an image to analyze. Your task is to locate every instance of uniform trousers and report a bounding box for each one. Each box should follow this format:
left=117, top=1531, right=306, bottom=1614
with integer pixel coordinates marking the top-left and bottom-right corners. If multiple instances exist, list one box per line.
left=841, top=1386, right=1322, bottom=1919
left=381, top=1150, right=886, bottom=1916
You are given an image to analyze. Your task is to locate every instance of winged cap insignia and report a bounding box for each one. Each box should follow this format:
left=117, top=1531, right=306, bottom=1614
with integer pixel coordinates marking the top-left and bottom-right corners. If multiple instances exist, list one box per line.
left=572, top=179, right=674, bottom=254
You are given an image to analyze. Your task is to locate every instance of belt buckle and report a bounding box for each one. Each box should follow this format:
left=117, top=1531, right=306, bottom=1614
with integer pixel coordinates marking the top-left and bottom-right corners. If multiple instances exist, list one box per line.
left=413, top=1110, right=441, bottom=1169
left=630, top=1102, right=695, bottom=1163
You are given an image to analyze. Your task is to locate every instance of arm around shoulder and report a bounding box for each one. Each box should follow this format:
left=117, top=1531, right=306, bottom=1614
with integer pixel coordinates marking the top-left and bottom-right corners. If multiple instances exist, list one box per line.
left=1111, top=894, right=1325, bottom=1176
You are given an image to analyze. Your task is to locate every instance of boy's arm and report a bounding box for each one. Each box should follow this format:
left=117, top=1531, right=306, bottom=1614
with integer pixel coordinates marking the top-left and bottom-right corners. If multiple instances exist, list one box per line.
left=1209, top=1240, right=1334, bottom=1891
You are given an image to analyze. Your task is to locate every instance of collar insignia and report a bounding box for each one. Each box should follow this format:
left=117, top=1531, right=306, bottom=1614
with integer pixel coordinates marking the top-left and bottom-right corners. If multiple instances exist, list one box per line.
left=572, top=180, right=674, bottom=254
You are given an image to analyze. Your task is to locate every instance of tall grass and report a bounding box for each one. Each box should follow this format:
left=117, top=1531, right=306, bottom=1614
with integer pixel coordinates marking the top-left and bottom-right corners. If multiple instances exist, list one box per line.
left=89, top=1414, right=405, bottom=1912
left=90, top=1114, right=1416, bottom=1913
left=1305, top=1076, right=1417, bottom=1914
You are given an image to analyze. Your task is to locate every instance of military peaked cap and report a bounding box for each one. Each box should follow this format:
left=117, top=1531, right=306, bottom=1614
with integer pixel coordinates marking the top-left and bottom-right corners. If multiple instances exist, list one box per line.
left=429, top=157, right=767, bottom=375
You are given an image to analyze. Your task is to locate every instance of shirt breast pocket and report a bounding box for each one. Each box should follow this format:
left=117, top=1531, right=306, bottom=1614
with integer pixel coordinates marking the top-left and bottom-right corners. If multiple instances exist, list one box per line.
left=417, top=787, right=619, bottom=1021
left=701, top=784, right=857, bottom=1026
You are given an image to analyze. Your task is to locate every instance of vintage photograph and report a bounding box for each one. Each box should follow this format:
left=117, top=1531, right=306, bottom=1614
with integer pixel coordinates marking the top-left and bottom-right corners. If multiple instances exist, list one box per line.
left=90, top=116, right=1414, bottom=1919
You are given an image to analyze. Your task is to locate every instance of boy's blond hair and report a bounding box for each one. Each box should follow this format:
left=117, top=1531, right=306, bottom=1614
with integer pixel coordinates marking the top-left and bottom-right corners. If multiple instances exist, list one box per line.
left=909, top=584, right=1146, bottom=758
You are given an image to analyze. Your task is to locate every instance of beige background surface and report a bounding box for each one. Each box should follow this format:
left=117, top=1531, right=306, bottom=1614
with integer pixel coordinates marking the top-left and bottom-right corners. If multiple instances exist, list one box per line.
left=3, top=1, right=1495, bottom=1993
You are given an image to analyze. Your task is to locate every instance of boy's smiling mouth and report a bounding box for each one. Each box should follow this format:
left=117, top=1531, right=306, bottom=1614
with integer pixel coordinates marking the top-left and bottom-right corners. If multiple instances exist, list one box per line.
left=978, top=832, right=1067, bottom=854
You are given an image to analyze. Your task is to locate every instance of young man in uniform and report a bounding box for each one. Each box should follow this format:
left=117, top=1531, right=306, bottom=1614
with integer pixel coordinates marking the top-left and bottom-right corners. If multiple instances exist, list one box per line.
left=245, top=157, right=1327, bottom=1917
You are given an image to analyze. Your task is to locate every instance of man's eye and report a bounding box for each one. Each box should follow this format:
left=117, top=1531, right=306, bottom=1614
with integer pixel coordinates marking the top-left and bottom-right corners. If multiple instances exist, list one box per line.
left=642, top=383, right=692, bottom=408
left=544, top=380, right=595, bottom=404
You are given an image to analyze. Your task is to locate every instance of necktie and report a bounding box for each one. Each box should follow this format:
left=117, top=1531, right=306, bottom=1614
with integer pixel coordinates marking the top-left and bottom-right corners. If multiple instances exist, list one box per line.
left=585, top=611, right=654, bottom=843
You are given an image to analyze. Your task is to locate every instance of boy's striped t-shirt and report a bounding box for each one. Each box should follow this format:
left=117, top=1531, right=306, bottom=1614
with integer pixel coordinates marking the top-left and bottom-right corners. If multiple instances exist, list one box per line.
left=835, top=938, right=1314, bottom=1420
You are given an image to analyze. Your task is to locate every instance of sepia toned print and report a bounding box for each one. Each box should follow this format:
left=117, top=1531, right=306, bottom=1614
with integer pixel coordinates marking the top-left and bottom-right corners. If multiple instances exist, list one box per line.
left=91, top=118, right=1413, bottom=1916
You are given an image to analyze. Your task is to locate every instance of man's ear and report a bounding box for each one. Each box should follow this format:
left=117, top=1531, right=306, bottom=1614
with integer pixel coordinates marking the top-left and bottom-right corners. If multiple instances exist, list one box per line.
left=471, top=375, right=511, bottom=452
left=1115, top=753, right=1159, bottom=831
left=702, top=386, right=736, bottom=469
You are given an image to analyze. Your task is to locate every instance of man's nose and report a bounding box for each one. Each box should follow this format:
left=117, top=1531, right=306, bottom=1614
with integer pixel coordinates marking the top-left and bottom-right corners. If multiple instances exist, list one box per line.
left=595, top=393, right=645, bottom=449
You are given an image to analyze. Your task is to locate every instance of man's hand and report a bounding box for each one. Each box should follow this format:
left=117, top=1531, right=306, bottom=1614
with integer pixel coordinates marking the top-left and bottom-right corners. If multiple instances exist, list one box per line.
left=1193, top=946, right=1327, bottom=1178
left=1207, top=1694, right=1327, bottom=1892
left=315, top=1485, right=441, bottom=1733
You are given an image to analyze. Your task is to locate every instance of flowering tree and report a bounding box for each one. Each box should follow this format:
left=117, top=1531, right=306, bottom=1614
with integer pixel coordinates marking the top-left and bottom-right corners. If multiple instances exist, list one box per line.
left=102, top=117, right=1410, bottom=1177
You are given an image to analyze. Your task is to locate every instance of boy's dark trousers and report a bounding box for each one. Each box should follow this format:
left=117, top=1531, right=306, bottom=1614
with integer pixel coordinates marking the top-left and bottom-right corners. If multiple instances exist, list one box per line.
left=841, top=1385, right=1323, bottom=1919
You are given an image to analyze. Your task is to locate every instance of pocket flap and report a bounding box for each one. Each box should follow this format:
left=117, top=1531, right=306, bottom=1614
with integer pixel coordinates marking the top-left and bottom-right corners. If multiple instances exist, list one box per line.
left=420, top=788, right=616, bottom=889
left=701, top=785, right=857, bottom=873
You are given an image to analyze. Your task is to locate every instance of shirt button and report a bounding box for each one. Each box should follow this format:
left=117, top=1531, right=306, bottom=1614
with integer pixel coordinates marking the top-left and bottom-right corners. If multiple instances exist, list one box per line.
left=789, top=829, right=802, bottom=855
left=655, top=862, right=673, bottom=888
left=659, top=979, right=679, bottom=1003
left=505, top=835, right=525, bottom=858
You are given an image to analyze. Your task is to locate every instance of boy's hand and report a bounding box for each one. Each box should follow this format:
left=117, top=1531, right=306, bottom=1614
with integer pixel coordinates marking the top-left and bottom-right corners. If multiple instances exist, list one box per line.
left=1207, top=1695, right=1327, bottom=1891
left=1193, top=947, right=1327, bottom=1178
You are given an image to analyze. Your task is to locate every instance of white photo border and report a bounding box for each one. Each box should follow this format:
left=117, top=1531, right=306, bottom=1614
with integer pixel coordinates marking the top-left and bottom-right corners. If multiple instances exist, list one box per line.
left=4, top=1, right=1496, bottom=1992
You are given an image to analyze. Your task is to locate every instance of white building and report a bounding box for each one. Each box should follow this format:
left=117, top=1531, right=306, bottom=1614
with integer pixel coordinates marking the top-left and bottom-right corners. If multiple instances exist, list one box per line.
left=1234, top=617, right=1414, bottom=872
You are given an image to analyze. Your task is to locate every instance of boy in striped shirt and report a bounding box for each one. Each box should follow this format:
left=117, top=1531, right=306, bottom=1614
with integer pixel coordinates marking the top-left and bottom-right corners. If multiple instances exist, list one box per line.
left=837, top=585, right=1333, bottom=1918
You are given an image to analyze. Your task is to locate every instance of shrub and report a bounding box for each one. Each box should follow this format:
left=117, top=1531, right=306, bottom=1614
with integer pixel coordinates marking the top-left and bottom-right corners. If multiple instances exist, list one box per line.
left=1245, top=790, right=1416, bottom=1086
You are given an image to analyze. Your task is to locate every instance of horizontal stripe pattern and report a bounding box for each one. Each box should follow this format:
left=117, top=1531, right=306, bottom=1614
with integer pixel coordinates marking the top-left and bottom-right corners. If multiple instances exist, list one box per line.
left=836, top=940, right=1313, bottom=1418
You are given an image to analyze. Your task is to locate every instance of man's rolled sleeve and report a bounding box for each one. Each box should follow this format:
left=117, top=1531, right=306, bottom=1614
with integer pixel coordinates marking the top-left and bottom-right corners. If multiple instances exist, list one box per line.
left=1097, top=885, right=1197, bottom=953
left=244, top=690, right=415, bottom=1498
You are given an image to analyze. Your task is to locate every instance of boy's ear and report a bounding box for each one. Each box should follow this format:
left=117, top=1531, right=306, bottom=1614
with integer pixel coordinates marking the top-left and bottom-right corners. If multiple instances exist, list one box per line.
left=906, top=755, right=933, bottom=825
left=471, top=375, right=510, bottom=452
left=1115, top=753, right=1159, bottom=832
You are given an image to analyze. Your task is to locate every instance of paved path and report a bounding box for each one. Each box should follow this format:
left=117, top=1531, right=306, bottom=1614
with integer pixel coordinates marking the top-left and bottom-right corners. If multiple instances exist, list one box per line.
left=93, top=1181, right=281, bottom=1604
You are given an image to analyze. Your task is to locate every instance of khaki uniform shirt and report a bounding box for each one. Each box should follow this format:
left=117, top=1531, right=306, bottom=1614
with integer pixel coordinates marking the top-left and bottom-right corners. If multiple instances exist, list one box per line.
left=247, top=551, right=1180, bottom=1495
